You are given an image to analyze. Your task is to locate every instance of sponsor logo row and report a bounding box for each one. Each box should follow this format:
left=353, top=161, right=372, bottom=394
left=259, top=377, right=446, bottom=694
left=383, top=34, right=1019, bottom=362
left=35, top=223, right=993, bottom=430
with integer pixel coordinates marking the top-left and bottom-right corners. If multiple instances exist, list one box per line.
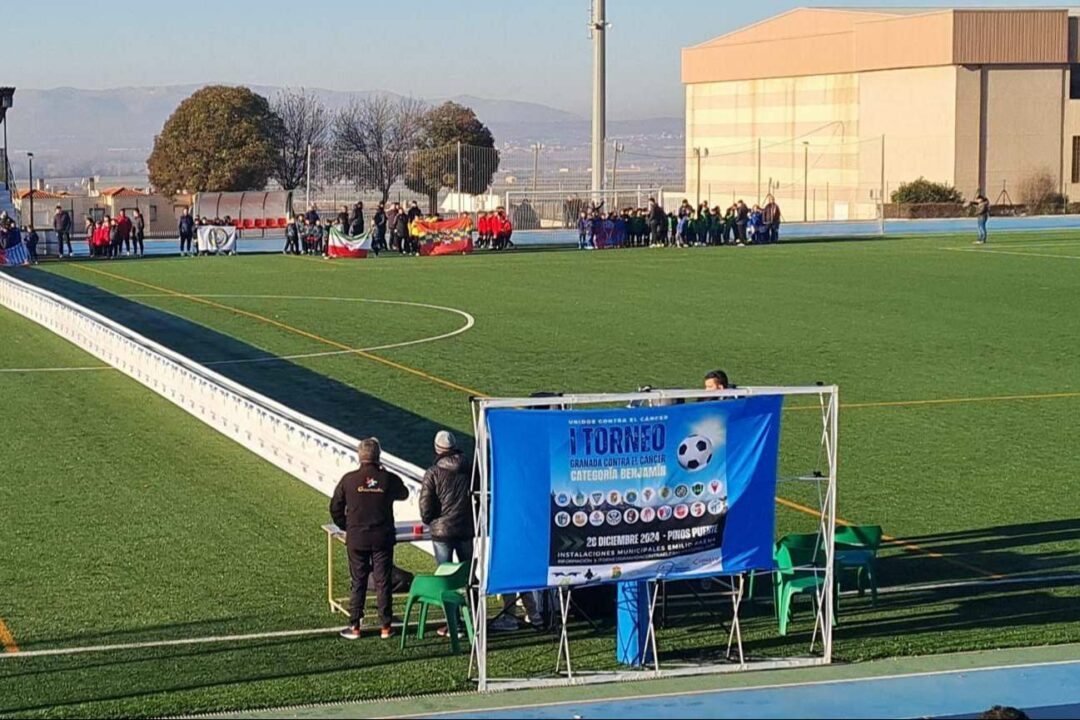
left=555, top=481, right=725, bottom=508
left=554, top=499, right=727, bottom=528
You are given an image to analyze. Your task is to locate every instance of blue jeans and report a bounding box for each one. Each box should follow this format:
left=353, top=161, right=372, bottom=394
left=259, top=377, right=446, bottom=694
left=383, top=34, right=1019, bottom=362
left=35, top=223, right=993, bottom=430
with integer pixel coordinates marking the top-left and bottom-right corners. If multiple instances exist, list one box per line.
left=433, top=538, right=474, bottom=567
left=977, top=215, right=988, bottom=243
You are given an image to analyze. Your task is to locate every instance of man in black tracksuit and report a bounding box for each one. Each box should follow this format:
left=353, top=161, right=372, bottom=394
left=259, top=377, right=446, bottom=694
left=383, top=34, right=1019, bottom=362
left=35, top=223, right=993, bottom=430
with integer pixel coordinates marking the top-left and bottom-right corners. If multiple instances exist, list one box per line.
left=330, top=438, right=409, bottom=640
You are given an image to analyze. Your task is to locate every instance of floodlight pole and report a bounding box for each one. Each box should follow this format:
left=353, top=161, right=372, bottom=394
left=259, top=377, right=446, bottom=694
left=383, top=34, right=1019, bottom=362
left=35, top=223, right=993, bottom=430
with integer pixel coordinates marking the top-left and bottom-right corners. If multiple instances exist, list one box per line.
left=590, top=0, right=606, bottom=202
left=27, top=152, right=34, bottom=230
left=305, top=144, right=312, bottom=210
left=694, top=147, right=708, bottom=207
left=611, top=140, right=624, bottom=206
left=531, top=143, right=542, bottom=198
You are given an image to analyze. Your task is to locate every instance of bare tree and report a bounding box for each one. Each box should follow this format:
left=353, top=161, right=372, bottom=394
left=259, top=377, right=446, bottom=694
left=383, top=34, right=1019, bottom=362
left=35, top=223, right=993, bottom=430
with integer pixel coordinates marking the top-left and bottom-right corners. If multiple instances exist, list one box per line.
left=332, top=95, right=426, bottom=202
left=270, top=88, right=329, bottom=190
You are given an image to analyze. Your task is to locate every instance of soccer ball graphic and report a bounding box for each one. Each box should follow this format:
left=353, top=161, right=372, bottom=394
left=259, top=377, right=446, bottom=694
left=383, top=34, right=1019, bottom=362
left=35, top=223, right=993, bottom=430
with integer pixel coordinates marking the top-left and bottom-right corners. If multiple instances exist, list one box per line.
left=677, top=435, right=713, bottom=471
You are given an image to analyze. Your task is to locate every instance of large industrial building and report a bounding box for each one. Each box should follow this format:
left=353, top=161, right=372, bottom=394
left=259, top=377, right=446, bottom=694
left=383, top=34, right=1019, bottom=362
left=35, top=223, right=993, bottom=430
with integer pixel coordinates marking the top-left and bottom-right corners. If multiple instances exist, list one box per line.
left=682, top=7, right=1080, bottom=220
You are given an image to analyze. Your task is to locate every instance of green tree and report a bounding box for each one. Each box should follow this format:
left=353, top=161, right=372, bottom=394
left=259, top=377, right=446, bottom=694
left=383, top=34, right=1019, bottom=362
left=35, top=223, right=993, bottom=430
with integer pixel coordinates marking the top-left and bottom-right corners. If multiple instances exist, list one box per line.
left=148, top=85, right=281, bottom=195
left=404, top=102, right=499, bottom=213
left=890, top=177, right=963, bottom=205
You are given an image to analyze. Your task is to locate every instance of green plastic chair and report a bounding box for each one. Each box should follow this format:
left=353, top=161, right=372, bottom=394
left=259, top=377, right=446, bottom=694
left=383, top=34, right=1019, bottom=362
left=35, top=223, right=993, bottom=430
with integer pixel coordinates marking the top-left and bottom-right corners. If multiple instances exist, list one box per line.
left=399, top=562, right=474, bottom=654
left=773, top=541, right=834, bottom=636
left=750, top=533, right=823, bottom=601
left=834, top=524, right=883, bottom=603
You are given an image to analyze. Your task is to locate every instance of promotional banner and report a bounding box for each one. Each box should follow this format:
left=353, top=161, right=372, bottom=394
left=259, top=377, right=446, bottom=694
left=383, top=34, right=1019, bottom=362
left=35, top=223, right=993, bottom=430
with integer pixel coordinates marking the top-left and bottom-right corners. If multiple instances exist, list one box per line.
left=326, top=227, right=372, bottom=258
left=0, top=240, right=29, bottom=266
left=411, top=216, right=474, bottom=256
left=196, top=225, right=237, bottom=254
left=486, top=396, right=782, bottom=594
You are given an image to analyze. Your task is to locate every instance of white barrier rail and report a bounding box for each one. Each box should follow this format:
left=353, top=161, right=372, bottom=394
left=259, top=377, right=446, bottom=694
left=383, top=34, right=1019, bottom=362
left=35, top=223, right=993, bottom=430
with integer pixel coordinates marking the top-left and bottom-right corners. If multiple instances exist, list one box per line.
left=0, top=271, right=425, bottom=523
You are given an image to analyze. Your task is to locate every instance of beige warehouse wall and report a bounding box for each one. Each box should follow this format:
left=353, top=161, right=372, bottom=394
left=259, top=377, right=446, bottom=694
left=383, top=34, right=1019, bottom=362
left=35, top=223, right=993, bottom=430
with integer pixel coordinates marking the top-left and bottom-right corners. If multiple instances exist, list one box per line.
left=954, top=67, right=982, bottom=197
left=858, top=66, right=959, bottom=196
left=983, top=67, right=1064, bottom=200
left=686, top=73, right=863, bottom=218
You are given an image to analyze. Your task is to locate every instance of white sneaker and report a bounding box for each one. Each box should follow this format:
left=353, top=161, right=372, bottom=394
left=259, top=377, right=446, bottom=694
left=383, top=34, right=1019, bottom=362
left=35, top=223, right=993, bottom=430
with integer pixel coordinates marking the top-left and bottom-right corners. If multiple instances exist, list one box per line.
left=490, top=614, right=520, bottom=632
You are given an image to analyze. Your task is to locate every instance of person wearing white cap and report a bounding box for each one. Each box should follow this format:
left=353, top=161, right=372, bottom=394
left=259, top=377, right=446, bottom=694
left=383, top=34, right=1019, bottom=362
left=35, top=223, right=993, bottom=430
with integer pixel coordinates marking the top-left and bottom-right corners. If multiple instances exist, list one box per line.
left=419, top=430, right=474, bottom=567
left=420, top=429, right=476, bottom=639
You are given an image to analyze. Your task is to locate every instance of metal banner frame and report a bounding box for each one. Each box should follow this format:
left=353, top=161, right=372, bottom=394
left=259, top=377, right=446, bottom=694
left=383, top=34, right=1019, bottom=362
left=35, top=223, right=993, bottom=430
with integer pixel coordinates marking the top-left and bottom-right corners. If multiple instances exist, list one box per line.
left=468, top=385, right=838, bottom=691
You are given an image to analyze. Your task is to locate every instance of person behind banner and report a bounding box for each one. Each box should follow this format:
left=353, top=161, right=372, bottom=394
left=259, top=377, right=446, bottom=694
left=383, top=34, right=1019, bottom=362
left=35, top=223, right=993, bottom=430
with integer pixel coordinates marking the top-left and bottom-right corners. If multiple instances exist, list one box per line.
left=406, top=201, right=423, bottom=255
left=373, top=201, right=387, bottom=253
left=330, top=437, right=409, bottom=641
left=392, top=204, right=410, bottom=255
left=704, top=369, right=733, bottom=391
left=349, top=201, right=364, bottom=236
left=337, top=205, right=350, bottom=232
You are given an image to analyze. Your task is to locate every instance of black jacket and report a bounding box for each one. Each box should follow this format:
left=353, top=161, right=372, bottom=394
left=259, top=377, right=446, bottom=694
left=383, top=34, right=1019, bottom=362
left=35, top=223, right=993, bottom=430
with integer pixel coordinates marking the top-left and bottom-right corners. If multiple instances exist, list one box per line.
left=53, top=210, right=72, bottom=233
left=419, top=451, right=474, bottom=541
left=648, top=205, right=666, bottom=232
left=349, top=208, right=364, bottom=235
left=330, top=462, right=409, bottom=549
left=393, top=213, right=409, bottom=237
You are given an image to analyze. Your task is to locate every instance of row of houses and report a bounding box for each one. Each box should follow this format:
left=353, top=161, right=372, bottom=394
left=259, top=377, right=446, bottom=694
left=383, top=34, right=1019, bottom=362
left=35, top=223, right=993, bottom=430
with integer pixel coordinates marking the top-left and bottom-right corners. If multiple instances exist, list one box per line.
left=15, top=185, right=194, bottom=236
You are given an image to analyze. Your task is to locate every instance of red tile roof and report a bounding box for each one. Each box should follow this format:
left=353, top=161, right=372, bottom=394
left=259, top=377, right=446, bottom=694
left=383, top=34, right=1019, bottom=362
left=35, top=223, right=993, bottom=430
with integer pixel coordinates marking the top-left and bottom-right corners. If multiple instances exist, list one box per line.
left=16, top=189, right=67, bottom=200
left=100, top=186, right=147, bottom=198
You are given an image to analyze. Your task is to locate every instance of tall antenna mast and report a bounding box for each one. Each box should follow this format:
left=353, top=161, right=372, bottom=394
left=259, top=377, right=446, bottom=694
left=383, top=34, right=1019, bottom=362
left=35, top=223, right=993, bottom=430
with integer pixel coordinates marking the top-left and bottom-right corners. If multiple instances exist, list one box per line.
left=590, top=0, right=607, bottom=200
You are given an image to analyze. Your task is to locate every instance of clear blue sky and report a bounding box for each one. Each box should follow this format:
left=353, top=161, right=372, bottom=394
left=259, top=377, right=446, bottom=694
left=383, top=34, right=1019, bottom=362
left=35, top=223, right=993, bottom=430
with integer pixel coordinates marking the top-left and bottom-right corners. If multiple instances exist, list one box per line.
left=6, top=0, right=1066, bottom=119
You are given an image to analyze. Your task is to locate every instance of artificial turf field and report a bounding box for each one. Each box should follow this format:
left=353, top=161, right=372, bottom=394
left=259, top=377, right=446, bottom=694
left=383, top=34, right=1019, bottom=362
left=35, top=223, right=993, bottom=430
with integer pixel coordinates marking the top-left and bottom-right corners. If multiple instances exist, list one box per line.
left=1, top=231, right=1079, bottom=718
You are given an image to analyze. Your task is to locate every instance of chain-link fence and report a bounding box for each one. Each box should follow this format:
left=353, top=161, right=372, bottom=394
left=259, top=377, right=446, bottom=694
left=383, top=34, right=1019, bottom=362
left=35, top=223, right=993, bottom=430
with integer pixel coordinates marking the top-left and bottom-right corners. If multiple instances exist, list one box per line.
left=295, top=142, right=683, bottom=217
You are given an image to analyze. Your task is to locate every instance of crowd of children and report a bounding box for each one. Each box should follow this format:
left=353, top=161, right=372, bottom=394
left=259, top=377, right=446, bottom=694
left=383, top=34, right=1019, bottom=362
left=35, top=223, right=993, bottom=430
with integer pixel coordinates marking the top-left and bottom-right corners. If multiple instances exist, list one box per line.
left=85, top=209, right=146, bottom=259
left=574, top=196, right=783, bottom=249
left=474, top=207, right=514, bottom=250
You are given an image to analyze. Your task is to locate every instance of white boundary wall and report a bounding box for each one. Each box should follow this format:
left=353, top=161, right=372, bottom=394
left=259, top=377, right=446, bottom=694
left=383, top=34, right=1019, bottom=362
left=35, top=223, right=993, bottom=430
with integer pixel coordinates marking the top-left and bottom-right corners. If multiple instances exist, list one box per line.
left=0, top=272, right=425, bottom=522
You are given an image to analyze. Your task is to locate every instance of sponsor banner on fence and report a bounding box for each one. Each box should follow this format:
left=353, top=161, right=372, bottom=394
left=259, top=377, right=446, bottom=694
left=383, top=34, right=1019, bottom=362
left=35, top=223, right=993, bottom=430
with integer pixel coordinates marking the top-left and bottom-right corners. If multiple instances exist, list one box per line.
left=486, top=396, right=782, bottom=594
left=196, top=225, right=238, bottom=254
left=411, top=216, right=474, bottom=256
left=326, top=227, right=372, bottom=258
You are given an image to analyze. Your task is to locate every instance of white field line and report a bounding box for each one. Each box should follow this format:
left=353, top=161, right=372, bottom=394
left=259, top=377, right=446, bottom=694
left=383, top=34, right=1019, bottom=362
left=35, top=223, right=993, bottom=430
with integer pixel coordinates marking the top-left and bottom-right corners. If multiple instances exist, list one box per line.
left=0, top=617, right=448, bottom=660
left=115, top=294, right=476, bottom=367
left=985, top=240, right=1080, bottom=248
left=841, top=572, right=1080, bottom=597
left=943, top=246, right=1080, bottom=261
left=7, top=573, right=1077, bottom=661
left=0, top=365, right=114, bottom=373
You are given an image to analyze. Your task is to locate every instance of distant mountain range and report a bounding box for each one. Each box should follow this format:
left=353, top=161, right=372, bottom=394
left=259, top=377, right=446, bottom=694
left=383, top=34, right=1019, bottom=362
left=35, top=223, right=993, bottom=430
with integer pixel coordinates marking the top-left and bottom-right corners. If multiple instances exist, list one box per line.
left=3, top=84, right=682, bottom=181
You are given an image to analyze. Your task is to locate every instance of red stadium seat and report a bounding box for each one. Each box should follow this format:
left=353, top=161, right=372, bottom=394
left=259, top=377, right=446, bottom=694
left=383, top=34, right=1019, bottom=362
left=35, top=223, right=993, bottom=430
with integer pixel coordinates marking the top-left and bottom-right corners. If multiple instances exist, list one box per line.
left=232, top=218, right=243, bottom=229
left=242, top=218, right=256, bottom=230
left=254, top=218, right=267, bottom=229
left=277, top=217, right=288, bottom=228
